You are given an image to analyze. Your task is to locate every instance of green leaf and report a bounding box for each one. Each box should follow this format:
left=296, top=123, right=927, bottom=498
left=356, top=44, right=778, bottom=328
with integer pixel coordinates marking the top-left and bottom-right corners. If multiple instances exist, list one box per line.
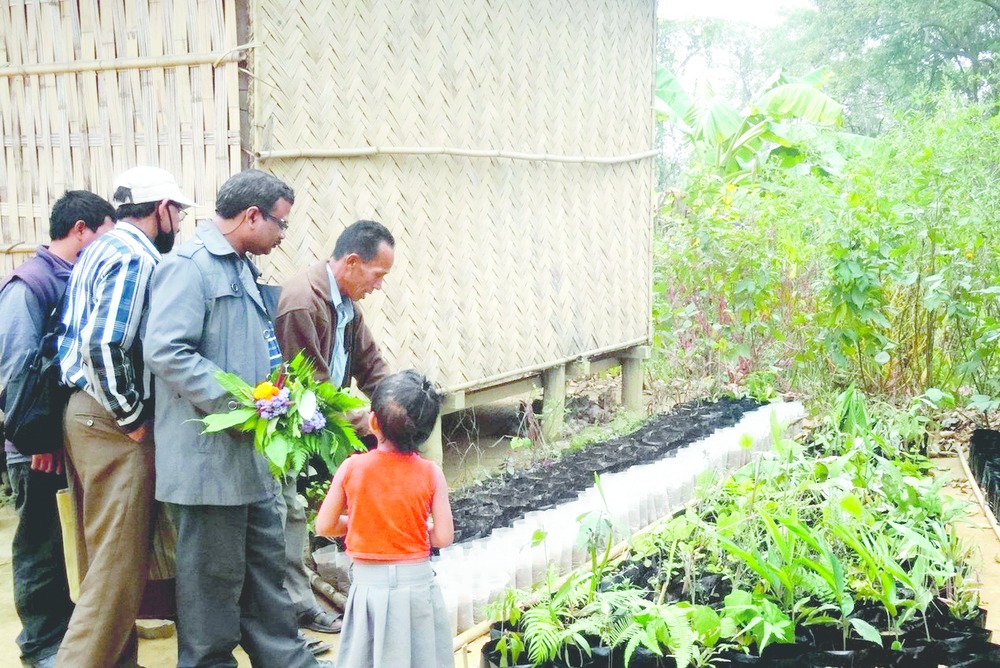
left=254, top=418, right=269, bottom=452
left=690, top=605, right=722, bottom=646
left=792, top=66, right=834, bottom=88
left=752, top=83, right=844, bottom=125
left=264, top=432, right=293, bottom=472
left=201, top=407, right=258, bottom=433
left=840, top=494, right=864, bottom=518
left=510, top=436, right=533, bottom=450
left=699, top=97, right=743, bottom=146
left=921, top=387, right=955, bottom=408
left=722, top=119, right=770, bottom=162
left=654, top=67, right=696, bottom=131
left=769, top=146, right=805, bottom=169
left=328, top=415, right=365, bottom=451
left=850, top=618, right=883, bottom=646
left=214, top=370, right=254, bottom=403
left=315, top=382, right=368, bottom=411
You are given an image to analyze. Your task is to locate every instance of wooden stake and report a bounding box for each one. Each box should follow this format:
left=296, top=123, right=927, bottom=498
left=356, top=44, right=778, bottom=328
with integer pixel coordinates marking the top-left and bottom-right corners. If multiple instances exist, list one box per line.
left=542, top=364, right=566, bottom=442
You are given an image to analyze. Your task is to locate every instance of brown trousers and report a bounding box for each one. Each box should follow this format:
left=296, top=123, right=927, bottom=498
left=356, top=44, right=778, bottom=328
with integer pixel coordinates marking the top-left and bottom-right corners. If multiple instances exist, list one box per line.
left=56, top=390, right=155, bottom=668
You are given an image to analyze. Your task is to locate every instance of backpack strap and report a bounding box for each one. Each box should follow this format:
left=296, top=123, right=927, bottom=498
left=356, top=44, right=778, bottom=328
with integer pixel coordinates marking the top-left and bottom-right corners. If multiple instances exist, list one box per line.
left=38, top=285, right=69, bottom=360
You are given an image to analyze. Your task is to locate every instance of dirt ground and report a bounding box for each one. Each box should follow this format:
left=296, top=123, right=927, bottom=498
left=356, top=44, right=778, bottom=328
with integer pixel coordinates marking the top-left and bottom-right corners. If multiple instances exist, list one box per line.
left=938, top=455, right=1000, bottom=635
left=3, top=402, right=1000, bottom=667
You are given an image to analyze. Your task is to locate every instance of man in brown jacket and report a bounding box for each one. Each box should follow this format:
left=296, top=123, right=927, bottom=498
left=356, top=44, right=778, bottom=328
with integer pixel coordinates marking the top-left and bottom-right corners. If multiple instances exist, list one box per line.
left=273, top=219, right=394, bottom=641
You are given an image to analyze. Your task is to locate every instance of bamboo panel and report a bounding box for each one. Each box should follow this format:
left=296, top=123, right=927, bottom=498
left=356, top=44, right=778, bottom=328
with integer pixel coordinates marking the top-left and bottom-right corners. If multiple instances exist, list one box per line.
left=252, top=0, right=655, bottom=390
left=0, top=0, right=243, bottom=275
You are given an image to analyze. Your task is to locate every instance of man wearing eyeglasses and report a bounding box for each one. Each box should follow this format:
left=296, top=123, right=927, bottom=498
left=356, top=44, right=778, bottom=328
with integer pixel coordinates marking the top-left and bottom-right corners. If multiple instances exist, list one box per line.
left=56, top=166, right=195, bottom=667
left=144, top=169, right=330, bottom=667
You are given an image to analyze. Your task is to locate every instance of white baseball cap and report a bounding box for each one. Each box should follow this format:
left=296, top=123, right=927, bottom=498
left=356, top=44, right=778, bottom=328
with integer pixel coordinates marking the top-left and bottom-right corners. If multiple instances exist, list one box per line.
left=112, top=166, right=197, bottom=208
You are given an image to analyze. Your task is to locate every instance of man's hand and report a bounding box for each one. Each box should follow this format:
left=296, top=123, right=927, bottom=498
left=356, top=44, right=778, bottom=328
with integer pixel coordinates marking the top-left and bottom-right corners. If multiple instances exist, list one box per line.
left=31, top=449, right=64, bottom=475
left=127, top=422, right=150, bottom=443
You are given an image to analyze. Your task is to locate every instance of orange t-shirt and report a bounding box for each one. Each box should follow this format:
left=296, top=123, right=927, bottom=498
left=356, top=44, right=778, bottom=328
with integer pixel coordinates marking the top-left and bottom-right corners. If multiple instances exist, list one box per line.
left=341, top=449, right=437, bottom=561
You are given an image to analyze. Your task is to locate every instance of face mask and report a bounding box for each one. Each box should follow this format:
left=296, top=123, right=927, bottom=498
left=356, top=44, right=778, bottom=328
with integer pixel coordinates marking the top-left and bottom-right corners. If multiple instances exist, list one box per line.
left=154, top=229, right=176, bottom=254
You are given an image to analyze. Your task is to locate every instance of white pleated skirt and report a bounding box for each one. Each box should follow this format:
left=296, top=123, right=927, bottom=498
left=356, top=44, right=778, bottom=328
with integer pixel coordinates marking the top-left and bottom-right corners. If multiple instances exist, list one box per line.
left=336, top=560, right=453, bottom=668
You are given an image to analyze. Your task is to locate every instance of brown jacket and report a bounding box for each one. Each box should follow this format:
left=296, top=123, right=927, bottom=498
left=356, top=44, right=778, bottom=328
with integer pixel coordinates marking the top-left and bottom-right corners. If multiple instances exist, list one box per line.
left=275, top=260, right=389, bottom=396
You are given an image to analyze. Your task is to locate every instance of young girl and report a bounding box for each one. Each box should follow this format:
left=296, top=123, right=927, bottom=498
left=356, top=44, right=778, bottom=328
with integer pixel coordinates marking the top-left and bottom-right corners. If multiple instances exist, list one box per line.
left=315, top=369, right=454, bottom=668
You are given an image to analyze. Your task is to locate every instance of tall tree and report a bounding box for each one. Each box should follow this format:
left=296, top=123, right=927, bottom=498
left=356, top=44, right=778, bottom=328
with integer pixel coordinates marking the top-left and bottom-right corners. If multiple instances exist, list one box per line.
left=658, top=18, right=771, bottom=108
left=766, top=0, right=1000, bottom=133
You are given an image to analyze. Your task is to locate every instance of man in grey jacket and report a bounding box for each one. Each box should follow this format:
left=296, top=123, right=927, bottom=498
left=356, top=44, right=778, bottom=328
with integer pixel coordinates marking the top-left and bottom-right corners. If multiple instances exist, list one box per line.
left=144, top=169, right=328, bottom=667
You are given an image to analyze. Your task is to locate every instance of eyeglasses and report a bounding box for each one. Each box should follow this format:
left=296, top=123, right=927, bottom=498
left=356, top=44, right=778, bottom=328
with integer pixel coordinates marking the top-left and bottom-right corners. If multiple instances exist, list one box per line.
left=168, top=202, right=187, bottom=220
left=262, top=212, right=289, bottom=231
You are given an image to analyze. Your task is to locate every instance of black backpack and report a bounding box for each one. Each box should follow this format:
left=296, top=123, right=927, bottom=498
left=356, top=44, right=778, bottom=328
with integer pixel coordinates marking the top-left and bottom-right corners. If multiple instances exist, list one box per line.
left=1, top=296, right=70, bottom=455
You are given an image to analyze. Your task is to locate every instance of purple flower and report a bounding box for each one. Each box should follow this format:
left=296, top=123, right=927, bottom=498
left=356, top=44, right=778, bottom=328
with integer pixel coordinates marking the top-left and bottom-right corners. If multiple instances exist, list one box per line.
left=255, top=387, right=291, bottom=419
left=301, top=411, right=327, bottom=434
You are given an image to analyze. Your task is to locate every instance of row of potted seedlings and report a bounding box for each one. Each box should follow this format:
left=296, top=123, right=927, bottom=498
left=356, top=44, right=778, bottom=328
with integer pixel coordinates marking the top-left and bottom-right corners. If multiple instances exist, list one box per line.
left=481, top=389, right=996, bottom=667
left=438, top=400, right=804, bottom=635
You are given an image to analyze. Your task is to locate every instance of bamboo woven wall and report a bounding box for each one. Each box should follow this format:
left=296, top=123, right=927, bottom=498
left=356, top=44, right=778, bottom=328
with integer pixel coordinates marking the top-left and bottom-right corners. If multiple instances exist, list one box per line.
left=252, top=0, right=656, bottom=391
left=0, top=0, right=654, bottom=392
left=0, top=0, right=243, bottom=274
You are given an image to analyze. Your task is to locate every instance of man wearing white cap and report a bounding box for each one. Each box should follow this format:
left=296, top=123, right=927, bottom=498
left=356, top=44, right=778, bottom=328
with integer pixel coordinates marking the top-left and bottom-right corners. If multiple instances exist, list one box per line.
left=55, top=166, right=195, bottom=667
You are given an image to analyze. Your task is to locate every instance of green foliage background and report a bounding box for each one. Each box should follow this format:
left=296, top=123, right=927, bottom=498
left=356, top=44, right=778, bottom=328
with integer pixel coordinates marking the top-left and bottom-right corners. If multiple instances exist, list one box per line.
left=654, top=96, right=1000, bottom=406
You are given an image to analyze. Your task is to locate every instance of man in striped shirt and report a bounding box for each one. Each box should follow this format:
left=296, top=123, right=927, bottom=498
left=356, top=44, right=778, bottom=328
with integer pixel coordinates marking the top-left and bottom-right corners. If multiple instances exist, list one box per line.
left=55, top=166, right=195, bottom=668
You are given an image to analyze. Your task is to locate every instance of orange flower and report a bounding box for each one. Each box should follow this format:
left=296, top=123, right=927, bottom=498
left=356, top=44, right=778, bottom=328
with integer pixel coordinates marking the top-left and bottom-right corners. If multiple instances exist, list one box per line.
left=253, top=381, right=280, bottom=401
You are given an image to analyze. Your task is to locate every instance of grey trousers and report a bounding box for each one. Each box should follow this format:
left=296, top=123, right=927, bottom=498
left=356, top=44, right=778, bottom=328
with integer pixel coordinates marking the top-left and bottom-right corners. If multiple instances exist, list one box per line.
left=277, top=475, right=320, bottom=616
left=169, top=497, right=318, bottom=668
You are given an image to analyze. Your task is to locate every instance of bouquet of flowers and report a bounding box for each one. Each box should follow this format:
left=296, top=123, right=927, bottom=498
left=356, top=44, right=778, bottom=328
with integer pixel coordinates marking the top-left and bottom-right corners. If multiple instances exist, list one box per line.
left=201, top=352, right=368, bottom=477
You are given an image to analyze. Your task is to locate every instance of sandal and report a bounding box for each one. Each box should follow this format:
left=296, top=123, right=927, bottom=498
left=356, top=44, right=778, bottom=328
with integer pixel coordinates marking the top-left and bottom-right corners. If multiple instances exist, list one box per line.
left=304, top=636, right=332, bottom=655
left=297, top=608, right=342, bottom=634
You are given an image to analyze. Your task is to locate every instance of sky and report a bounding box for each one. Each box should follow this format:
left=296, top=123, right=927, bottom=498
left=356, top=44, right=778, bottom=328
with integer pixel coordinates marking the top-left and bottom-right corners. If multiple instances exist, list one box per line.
left=658, top=0, right=812, bottom=27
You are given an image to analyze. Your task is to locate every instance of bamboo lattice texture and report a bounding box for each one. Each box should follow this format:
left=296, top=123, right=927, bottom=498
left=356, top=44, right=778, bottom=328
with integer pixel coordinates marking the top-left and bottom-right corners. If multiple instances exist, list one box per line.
left=252, top=0, right=655, bottom=390
left=0, top=0, right=242, bottom=273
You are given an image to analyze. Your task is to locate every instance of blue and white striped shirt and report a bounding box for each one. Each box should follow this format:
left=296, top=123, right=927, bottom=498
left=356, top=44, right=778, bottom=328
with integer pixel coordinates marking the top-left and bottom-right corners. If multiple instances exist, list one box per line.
left=58, top=222, right=160, bottom=430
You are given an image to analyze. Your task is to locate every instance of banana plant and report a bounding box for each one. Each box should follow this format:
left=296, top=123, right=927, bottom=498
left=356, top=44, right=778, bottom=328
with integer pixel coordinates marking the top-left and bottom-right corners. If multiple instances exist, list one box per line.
left=654, top=65, right=870, bottom=181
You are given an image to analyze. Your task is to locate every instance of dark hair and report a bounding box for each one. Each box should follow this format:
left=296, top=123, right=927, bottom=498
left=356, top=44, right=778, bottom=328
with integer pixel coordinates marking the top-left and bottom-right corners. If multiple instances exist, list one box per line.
left=49, top=190, right=115, bottom=240
left=215, top=169, right=295, bottom=219
left=371, top=370, right=443, bottom=452
left=113, top=192, right=159, bottom=221
left=333, top=220, right=395, bottom=261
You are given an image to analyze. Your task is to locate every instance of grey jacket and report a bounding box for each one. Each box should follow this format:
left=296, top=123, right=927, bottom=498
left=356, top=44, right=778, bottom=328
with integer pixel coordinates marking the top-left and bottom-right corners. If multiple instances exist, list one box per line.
left=144, top=222, right=279, bottom=506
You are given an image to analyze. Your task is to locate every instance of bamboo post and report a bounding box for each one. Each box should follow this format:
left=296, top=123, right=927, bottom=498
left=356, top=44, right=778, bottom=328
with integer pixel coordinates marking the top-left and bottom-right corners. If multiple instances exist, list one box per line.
left=621, top=346, right=650, bottom=412
left=421, top=415, right=444, bottom=467
left=542, top=365, right=566, bottom=442
left=256, top=146, right=659, bottom=164
left=309, top=571, right=347, bottom=612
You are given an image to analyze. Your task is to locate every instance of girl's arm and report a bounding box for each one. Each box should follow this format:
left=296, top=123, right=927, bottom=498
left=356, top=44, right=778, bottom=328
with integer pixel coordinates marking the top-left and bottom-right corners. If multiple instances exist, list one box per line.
left=315, top=461, right=350, bottom=537
left=428, top=465, right=454, bottom=548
